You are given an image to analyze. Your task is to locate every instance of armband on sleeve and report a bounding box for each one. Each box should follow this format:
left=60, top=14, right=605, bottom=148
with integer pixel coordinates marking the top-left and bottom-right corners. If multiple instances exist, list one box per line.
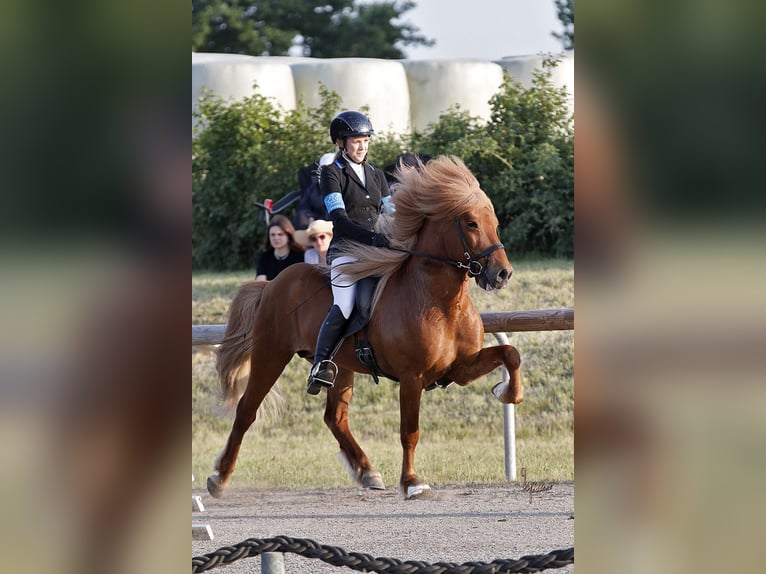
left=381, top=195, right=395, bottom=214
left=324, top=192, right=345, bottom=213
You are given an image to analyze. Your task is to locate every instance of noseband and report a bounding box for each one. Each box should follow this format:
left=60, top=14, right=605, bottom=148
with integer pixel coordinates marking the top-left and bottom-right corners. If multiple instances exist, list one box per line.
left=393, top=217, right=504, bottom=279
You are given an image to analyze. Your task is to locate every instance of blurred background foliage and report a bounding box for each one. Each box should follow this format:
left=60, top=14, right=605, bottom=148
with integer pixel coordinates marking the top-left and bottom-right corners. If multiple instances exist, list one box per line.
left=193, top=58, right=573, bottom=270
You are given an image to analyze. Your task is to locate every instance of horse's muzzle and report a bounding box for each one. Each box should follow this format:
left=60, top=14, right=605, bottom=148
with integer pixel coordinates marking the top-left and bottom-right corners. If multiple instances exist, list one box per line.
left=478, top=265, right=512, bottom=291
left=495, top=266, right=512, bottom=288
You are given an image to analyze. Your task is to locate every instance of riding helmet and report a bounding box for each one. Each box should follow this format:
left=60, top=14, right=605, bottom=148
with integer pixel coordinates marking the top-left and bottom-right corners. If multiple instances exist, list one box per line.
left=330, top=111, right=375, bottom=143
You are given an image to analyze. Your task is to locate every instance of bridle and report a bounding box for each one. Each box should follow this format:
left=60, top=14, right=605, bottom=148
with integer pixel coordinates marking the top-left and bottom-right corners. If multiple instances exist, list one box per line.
left=392, top=217, right=504, bottom=279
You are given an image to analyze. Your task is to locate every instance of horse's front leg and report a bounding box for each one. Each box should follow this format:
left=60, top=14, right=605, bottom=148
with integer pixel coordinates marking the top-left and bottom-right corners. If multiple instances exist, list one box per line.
left=324, top=368, right=385, bottom=490
left=447, top=344, right=523, bottom=404
left=399, top=380, right=432, bottom=499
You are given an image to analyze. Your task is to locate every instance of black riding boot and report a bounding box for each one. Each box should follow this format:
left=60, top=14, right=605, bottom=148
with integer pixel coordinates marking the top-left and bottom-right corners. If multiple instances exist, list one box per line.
left=306, top=305, right=348, bottom=395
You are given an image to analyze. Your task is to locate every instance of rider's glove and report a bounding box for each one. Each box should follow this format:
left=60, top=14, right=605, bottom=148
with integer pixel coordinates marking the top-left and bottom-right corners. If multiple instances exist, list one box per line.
left=372, top=233, right=390, bottom=248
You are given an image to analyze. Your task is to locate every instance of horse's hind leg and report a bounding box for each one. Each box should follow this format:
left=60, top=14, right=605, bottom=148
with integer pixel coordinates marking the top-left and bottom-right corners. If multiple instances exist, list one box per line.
left=207, top=348, right=293, bottom=498
left=325, top=369, right=385, bottom=490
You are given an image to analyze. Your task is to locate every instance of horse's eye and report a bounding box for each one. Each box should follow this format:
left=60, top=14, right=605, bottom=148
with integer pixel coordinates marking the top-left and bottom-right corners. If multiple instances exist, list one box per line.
left=466, top=220, right=479, bottom=229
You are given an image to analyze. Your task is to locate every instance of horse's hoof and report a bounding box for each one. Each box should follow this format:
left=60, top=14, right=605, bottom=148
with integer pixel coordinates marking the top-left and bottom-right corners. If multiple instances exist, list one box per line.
left=492, top=382, right=523, bottom=405
left=207, top=475, right=225, bottom=499
left=362, top=471, right=385, bottom=490
left=491, top=382, right=510, bottom=403
left=404, top=484, right=432, bottom=500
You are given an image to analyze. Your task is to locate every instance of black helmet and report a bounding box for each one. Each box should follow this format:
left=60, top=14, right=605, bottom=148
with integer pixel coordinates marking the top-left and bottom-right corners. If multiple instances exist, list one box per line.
left=330, top=111, right=375, bottom=143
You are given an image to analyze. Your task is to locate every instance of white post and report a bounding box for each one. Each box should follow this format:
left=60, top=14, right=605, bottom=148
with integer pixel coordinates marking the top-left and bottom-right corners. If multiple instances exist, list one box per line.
left=262, top=552, right=285, bottom=574
left=493, top=332, right=517, bottom=481
left=503, top=403, right=517, bottom=481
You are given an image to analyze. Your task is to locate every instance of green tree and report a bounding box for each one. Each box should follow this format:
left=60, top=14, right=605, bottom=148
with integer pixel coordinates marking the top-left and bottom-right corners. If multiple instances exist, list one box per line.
left=552, top=0, right=574, bottom=50
left=192, top=0, right=433, bottom=58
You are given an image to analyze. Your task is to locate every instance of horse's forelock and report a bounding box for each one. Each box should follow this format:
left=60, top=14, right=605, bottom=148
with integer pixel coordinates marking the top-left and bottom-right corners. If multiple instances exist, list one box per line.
left=391, top=156, right=487, bottom=244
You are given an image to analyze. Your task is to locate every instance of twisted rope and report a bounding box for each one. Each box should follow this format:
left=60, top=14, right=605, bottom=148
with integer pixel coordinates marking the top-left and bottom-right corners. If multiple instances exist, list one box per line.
left=192, top=535, right=573, bottom=573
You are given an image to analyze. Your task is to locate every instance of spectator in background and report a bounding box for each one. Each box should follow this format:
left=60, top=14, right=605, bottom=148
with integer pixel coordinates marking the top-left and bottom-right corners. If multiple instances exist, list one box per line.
left=255, top=214, right=304, bottom=280
left=296, top=219, right=333, bottom=266
left=293, top=152, right=335, bottom=230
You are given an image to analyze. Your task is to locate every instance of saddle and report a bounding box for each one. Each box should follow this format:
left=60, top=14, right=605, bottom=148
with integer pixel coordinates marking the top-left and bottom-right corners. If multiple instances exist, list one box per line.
left=330, top=275, right=451, bottom=390
left=336, top=276, right=396, bottom=384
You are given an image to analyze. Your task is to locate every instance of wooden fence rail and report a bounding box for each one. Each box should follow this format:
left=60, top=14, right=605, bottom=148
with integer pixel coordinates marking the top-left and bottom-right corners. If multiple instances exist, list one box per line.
left=191, top=308, right=573, bottom=346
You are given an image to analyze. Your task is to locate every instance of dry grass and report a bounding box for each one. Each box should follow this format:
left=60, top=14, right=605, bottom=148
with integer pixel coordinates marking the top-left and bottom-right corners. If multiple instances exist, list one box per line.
left=192, top=258, right=573, bottom=488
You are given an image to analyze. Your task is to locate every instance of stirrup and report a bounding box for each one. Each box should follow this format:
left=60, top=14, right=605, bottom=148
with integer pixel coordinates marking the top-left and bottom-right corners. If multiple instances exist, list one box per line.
left=306, top=360, right=338, bottom=395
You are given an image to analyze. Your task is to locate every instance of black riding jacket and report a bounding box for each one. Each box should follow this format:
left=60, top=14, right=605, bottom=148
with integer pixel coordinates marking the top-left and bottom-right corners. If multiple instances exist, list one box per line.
left=320, top=155, right=390, bottom=253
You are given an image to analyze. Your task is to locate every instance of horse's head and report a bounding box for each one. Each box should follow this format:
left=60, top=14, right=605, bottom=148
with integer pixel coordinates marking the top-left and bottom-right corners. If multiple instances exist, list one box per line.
left=454, top=207, right=513, bottom=291
left=384, top=155, right=513, bottom=290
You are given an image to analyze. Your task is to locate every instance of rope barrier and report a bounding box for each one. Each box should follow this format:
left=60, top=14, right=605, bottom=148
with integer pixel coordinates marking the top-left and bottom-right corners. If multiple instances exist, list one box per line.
left=192, top=535, right=573, bottom=573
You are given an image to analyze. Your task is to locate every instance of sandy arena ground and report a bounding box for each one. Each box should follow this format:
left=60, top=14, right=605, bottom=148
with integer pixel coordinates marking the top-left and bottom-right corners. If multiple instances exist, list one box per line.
left=192, top=482, right=574, bottom=573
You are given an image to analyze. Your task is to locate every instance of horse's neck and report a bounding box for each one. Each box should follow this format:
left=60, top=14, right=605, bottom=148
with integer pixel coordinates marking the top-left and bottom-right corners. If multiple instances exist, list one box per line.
left=400, top=256, right=471, bottom=311
left=399, top=222, right=467, bottom=304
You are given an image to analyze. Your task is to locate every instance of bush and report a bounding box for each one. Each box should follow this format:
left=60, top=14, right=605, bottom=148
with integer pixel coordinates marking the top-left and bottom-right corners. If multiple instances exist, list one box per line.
left=193, top=85, right=406, bottom=270
left=192, top=59, right=573, bottom=270
left=411, top=58, right=574, bottom=257
left=192, top=85, right=341, bottom=270
left=484, top=60, right=574, bottom=257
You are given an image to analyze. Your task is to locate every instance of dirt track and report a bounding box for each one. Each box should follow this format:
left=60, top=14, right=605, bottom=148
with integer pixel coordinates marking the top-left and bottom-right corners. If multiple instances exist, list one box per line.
left=192, top=482, right=574, bottom=573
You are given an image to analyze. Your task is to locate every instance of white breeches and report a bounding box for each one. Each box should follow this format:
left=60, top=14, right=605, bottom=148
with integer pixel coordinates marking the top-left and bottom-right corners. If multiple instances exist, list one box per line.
left=330, top=255, right=357, bottom=319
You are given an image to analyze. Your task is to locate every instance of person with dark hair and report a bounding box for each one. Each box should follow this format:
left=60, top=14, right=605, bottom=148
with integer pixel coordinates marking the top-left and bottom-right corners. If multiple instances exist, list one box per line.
left=306, top=110, right=392, bottom=395
left=255, top=214, right=304, bottom=281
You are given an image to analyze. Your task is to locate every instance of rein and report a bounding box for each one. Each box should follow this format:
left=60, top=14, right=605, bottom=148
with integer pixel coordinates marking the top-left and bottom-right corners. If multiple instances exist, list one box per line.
left=391, top=217, right=504, bottom=278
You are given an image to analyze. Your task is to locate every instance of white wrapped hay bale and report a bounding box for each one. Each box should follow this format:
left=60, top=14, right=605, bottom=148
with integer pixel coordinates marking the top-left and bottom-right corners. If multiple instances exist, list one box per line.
left=402, top=60, right=505, bottom=133
left=192, top=53, right=300, bottom=113
left=290, top=58, right=411, bottom=136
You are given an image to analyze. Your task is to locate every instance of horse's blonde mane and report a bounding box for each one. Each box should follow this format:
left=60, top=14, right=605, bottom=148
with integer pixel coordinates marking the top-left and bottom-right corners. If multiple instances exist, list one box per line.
left=335, top=155, right=492, bottom=309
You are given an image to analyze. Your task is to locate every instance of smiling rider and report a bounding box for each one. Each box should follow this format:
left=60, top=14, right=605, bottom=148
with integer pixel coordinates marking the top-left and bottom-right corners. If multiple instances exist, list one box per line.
left=306, top=110, right=393, bottom=395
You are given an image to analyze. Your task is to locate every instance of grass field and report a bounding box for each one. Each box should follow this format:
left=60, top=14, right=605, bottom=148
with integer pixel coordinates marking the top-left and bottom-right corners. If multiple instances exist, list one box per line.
left=192, top=258, right=573, bottom=489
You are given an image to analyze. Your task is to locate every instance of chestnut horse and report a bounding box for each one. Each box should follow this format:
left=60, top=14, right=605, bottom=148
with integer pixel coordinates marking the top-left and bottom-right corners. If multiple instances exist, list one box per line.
left=208, top=156, right=523, bottom=500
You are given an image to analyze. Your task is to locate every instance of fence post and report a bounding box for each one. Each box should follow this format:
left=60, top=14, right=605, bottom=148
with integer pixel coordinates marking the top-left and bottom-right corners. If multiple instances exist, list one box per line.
left=262, top=551, right=285, bottom=574
left=493, top=332, right=517, bottom=481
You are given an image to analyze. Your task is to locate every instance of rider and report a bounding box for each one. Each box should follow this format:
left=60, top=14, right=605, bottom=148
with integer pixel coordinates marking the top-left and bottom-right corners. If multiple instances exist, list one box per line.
left=306, top=110, right=392, bottom=395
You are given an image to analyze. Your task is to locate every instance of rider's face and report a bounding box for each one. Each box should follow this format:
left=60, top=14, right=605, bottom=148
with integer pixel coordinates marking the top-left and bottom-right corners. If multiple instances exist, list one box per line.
left=343, top=135, right=369, bottom=164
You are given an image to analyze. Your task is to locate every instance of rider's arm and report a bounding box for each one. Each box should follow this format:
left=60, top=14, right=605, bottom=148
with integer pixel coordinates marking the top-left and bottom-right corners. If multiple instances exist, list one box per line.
left=321, top=165, right=384, bottom=246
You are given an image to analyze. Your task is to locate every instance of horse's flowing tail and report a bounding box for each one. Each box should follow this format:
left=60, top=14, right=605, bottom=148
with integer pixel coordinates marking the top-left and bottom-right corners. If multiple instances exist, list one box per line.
left=215, top=281, right=267, bottom=411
